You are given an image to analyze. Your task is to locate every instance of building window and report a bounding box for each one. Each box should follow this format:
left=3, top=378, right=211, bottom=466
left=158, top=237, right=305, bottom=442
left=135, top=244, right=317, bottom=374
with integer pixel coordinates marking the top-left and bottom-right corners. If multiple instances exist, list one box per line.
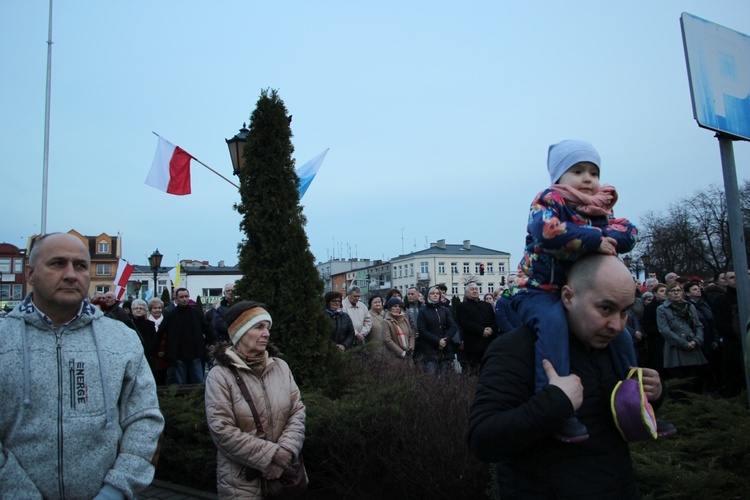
left=452, top=282, right=459, bottom=295
left=499, top=263, right=506, bottom=274
left=95, top=264, right=111, bottom=276
left=438, top=262, right=445, bottom=274
left=0, top=258, right=10, bottom=273
left=97, top=241, right=110, bottom=254
left=487, top=262, right=494, bottom=274
left=451, top=262, right=458, bottom=274
left=12, top=284, right=23, bottom=299
left=478, top=284, right=483, bottom=294
left=202, top=288, right=222, bottom=297
left=0, top=284, right=9, bottom=299
left=488, top=283, right=495, bottom=293
left=96, top=285, right=110, bottom=294
left=475, top=262, right=481, bottom=274
left=420, top=262, right=428, bottom=274
left=463, top=262, right=470, bottom=274
left=13, top=259, right=24, bottom=273
left=410, top=263, right=414, bottom=276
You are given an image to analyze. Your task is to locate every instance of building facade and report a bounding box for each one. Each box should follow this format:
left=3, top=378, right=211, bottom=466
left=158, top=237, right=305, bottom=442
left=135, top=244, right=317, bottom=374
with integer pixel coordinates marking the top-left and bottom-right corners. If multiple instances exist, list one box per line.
left=389, top=239, right=511, bottom=300
left=0, top=242, right=27, bottom=312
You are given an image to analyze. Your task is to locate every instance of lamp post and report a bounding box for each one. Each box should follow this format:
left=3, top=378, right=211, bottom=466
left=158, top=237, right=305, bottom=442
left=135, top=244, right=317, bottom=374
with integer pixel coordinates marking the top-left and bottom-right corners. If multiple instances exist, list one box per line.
left=148, top=250, right=163, bottom=301
left=133, top=280, right=142, bottom=300
left=226, top=123, right=249, bottom=175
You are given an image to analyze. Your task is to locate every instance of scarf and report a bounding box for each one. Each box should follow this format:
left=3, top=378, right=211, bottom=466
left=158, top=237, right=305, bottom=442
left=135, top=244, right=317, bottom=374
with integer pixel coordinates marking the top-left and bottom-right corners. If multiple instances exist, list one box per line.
left=669, top=300, right=699, bottom=332
left=550, top=184, right=618, bottom=216
left=324, top=307, right=345, bottom=317
left=235, top=348, right=268, bottom=377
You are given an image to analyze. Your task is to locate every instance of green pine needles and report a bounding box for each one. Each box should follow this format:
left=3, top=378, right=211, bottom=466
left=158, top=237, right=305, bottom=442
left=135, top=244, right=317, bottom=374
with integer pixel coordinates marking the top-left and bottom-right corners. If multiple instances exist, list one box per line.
left=233, top=88, right=335, bottom=389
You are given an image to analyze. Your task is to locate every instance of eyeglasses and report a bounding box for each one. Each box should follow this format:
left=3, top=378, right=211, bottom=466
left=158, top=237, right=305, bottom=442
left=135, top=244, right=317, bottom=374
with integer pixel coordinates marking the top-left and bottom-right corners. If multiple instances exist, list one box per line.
left=668, top=289, right=683, bottom=294
left=330, top=299, right=342, bottom=304
left=132, top=306, right=146, bottom=311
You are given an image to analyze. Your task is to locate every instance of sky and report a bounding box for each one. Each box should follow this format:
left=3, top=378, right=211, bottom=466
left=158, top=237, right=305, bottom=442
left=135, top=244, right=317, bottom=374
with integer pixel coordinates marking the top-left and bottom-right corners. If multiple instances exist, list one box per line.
left=2, top=1, right=750, bottom=271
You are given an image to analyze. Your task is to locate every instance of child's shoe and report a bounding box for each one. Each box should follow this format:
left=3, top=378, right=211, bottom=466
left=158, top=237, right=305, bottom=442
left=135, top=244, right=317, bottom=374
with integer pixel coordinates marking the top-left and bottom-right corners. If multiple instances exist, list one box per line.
left=554, top=416, right=590, bottom=443
left=656, top=419, right=677, bottom=437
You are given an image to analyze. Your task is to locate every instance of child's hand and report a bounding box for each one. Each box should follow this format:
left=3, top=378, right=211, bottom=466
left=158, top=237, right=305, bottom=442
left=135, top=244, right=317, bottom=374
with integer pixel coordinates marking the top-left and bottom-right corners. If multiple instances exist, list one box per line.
left=597, top=237, right=617, bottom=255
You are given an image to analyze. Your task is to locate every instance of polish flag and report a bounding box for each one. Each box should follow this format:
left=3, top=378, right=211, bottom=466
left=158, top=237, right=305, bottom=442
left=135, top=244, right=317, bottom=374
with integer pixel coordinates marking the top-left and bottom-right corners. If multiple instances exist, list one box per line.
left=145, top=136, right=193, bottom=195
left=114, top=259, right=135, bottom=301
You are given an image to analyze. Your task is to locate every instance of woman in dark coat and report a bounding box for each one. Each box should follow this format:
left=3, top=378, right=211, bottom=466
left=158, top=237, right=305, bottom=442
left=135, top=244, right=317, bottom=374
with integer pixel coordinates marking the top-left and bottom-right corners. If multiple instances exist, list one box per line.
left=416, top=285, right=458, bottom=375
left=129, top=298, right=159, bottom=378
left=324, top=291, right=355, bottom=351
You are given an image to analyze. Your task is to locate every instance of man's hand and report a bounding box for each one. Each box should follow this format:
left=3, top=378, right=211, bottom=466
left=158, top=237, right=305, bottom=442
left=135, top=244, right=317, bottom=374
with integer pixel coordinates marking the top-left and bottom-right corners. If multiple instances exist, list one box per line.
left=636, top=366, right=662, bottom=401
left=483, top=327, right=493, bottom=338
left=336, top=344, right=346, bottom=352
left=355, top=333, right=365, bottom=344
left=597, top=237, right=617, bottom=255
left=543, top=359, right=583, bottom=411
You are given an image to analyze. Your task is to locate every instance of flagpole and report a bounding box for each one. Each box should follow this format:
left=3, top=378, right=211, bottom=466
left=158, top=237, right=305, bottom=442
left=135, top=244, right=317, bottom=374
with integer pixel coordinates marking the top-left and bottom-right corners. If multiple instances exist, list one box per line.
left=41, top=0, right=54, bottom=234
left=151, top=131, right=239, bottom=189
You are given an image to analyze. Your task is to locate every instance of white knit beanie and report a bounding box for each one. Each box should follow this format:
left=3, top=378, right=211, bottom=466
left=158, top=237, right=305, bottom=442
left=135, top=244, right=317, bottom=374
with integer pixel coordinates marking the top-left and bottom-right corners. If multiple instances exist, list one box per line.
left=547, top=140, right=601, bottom=184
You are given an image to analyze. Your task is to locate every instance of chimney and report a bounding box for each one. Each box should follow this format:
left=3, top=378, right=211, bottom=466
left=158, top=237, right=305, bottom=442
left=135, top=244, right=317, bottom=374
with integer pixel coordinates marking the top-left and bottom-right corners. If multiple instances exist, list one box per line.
left=463, top=240, right=471, bottom=250
left=437, top=239, right=446, bottom=249
left=218, top=260, right=225, bottom=267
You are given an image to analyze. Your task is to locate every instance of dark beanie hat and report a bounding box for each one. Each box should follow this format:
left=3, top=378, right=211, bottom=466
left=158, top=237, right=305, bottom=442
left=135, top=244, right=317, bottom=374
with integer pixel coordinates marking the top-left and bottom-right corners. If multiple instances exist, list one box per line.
left=386, top=297, right=404, bottom=309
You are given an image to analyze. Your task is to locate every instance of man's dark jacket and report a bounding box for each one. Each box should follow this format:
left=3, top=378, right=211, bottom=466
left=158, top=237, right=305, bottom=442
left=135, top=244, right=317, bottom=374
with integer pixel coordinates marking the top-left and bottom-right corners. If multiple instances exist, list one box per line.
left=157, top=305, right=216, bottom=361
left=467, top=325, right=657, bottom=499
left=456, top=298, right=497, bottom=354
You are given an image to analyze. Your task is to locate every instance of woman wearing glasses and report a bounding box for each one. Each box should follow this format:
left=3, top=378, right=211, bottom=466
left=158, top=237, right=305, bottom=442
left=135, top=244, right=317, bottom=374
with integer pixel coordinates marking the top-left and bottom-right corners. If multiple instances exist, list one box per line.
left=324, top=291, right=356, bottom=352
left=657, top=281, right=708, bottom=397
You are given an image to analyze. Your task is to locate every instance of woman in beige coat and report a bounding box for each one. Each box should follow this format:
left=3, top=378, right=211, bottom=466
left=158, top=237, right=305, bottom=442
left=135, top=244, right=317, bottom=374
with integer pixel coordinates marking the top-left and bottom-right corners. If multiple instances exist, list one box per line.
left=381, top=297, right=416, bottom=363
left=205, top=301, right=305, bottom=499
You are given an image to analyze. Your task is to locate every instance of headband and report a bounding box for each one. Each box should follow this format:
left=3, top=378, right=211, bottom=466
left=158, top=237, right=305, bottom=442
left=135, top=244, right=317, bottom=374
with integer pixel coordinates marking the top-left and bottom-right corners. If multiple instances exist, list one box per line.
left=229, top=307, right=273, bottom=346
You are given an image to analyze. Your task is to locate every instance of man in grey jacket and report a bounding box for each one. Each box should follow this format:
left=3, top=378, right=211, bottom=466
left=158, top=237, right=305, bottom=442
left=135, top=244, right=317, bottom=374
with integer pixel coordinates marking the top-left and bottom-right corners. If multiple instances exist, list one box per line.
left=0, top=233, right=164, bottom=499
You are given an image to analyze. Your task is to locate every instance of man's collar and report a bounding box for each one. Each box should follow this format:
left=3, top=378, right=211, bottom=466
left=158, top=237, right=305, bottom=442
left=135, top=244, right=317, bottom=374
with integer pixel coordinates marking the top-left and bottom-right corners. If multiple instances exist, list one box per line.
left=31, top=298, right=88, bottom=329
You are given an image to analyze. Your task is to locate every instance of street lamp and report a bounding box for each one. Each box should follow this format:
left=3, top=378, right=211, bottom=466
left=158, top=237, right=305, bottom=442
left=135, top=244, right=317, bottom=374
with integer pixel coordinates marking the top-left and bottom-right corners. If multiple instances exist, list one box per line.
left=148, top=250, right=163, bottom=301
left=133, top=280, right=142, bottom=300
left=226, top=123, right=249, bottom=175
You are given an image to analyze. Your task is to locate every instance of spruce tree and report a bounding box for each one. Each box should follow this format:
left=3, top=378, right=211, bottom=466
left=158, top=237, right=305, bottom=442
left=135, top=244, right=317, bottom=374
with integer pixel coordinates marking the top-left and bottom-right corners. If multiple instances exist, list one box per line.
left=234, top=88, right=335, bottom=388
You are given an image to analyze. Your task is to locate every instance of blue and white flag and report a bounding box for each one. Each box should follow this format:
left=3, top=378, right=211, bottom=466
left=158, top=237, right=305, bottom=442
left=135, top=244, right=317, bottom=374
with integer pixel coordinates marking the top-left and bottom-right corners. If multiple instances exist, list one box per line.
left=297, top=148, right=329, bottom=199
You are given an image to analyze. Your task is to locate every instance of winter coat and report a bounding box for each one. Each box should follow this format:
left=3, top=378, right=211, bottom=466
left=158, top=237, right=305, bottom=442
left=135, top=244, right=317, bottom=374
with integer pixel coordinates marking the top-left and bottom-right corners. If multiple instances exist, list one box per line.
left=157, top=305, right=215, bottom=361
left=0, top=295, right=164, bottom=499
left=327, top=311, right=356, bottom=349
left=468, top=325, right=651, bottom=499
left=382, top=313, right=415, bottom=361
left=657, top=300, right=708, bottom=369
left=416, top=303, right=458, bottom=360
left=494, top=291, right=521, bottom=334
left=368, top=309, right=386, bottom=345
left=456, top=298, right=497, bottom=355
left=205, top=344, right=305, bottom=499
left=515, top=188, right=637, bottom=293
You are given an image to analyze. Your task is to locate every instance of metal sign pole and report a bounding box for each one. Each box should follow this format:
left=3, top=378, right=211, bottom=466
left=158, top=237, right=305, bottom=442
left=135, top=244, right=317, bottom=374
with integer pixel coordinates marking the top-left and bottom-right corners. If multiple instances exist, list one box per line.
left=717, top=134, right=750, bottom=406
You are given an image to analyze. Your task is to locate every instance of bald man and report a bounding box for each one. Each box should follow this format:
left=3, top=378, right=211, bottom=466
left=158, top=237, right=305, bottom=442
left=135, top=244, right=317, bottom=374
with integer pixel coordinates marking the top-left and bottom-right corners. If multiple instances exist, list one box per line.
left=468, top=254, right=663, bottom=499
left=0, top=233, right=164, bottom=498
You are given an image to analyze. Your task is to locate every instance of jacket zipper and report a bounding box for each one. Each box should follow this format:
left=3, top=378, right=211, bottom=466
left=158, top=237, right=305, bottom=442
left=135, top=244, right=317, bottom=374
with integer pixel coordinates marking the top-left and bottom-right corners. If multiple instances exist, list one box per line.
left=56, top=328, right=66, bottom=497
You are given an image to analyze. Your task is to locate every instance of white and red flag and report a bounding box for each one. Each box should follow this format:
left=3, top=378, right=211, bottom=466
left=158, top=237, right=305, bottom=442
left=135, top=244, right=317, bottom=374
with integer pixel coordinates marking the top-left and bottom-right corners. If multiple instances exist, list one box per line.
left=114, top=259, right=134, bottom=301
left=145, top=136, right=193, bottom=195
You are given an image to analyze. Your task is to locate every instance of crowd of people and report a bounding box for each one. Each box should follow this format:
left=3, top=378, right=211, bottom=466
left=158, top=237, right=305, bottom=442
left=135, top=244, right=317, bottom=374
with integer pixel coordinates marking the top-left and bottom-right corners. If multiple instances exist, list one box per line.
left=637, top=269, right=747, bottom=399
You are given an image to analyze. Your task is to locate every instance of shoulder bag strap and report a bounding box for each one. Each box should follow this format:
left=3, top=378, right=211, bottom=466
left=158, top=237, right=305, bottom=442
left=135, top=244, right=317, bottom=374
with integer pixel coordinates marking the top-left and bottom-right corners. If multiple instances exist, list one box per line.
left=228, top=365, right=265, bottom=437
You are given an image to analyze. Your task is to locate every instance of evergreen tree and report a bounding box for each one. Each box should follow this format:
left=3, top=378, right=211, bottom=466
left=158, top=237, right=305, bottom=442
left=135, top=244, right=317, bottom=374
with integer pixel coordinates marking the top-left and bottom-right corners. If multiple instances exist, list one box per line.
left=234, top=88, right=335, bottom=388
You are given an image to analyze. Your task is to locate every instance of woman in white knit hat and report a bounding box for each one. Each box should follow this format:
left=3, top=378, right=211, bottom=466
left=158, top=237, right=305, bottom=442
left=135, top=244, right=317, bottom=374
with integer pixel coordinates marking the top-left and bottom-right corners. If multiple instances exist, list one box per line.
left=205, top=301, right=305, bottom=499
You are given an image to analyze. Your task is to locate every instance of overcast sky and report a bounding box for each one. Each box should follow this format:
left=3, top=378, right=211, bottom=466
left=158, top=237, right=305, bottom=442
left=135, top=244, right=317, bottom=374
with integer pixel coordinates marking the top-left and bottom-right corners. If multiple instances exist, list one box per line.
left=2, top=1, right=750, bottom=271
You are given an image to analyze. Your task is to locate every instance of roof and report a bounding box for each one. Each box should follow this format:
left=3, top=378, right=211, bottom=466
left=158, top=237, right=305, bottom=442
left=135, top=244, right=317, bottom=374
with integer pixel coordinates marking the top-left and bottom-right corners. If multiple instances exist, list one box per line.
left=390, top=243, right=510, bottom=261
